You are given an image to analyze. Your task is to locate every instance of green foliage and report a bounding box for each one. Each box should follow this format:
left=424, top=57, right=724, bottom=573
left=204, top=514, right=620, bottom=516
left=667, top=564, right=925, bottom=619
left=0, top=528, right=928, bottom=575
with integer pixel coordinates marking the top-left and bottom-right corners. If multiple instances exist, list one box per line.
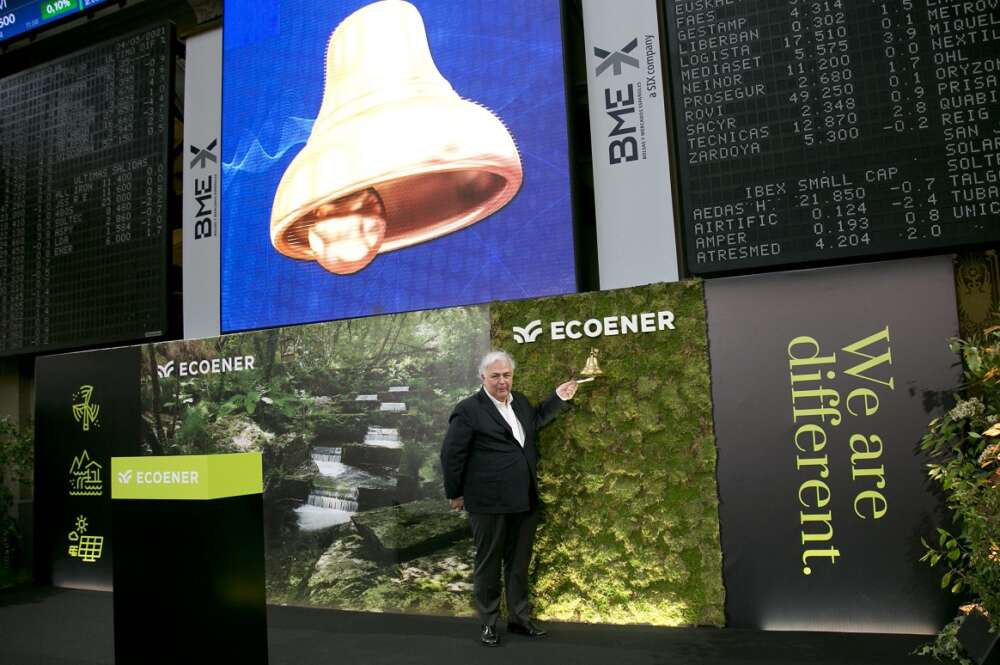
left=920, top=332, right=1000, bottom=632
left=491, top=281, right=725, bottom=626
left=0, top=417, right=32, bottom=588
left=176, top=403, right=211, bottom=452
left=913, top=614, right=974, bottom=665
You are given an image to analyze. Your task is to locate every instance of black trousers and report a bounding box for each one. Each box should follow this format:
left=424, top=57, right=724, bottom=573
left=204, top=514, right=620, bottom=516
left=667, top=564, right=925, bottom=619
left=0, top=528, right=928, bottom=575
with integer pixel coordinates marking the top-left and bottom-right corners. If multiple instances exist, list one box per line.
left=467, top=509, right=539, bottom=627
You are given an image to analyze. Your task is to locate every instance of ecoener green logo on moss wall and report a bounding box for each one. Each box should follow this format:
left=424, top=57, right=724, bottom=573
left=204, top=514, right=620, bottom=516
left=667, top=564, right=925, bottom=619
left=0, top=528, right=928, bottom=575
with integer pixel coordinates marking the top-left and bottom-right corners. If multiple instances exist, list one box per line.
left=512, top=310, right=676, bottom=343
left=111, top=453, right=263, bottom=500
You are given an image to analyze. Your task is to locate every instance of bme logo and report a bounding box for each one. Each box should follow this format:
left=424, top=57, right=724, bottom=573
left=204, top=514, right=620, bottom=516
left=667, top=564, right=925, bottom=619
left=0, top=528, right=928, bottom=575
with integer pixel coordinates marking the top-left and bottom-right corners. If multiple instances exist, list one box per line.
left=189, top=138, right=218, bottom=240
left=513, top=311, right=675, bottom=343
left=593, top=39, right=639, bottom=77
left=189, top=139, right=218, bottom=169
left=593, top=38, right=641, bottom=165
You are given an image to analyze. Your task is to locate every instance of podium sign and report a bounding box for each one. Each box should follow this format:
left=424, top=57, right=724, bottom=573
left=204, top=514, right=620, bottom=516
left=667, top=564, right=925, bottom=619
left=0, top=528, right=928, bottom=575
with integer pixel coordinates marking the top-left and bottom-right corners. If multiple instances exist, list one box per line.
left=111, top=454, right=262, bottom=501
left=111, top=453, right=267, bottom=664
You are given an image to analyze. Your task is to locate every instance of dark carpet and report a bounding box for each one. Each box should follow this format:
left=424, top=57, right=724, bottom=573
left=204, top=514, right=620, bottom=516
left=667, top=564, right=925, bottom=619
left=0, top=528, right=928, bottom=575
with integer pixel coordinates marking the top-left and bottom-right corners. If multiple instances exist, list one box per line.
left=0, top=586, right=932, bottom=665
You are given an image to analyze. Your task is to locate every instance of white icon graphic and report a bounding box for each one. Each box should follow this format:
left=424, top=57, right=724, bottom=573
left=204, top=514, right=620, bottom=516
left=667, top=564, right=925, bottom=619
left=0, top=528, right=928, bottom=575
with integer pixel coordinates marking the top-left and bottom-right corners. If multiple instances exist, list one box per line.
left=513, top=320, right=543, bottom=344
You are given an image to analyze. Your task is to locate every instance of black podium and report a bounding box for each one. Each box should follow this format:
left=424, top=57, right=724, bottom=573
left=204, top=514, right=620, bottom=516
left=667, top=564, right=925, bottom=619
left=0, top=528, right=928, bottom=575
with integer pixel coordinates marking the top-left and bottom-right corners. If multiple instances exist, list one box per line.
left=111, top=453, right=268, bottom=665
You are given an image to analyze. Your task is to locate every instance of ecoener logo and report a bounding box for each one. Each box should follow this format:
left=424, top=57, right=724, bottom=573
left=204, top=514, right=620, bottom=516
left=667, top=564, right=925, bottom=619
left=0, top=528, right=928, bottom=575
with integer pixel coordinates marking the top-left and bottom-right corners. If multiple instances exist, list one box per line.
left=512, top=320, right=544, bottom=344
left=116, top=468, right=200, bottom=486
left=513, top=310, right=675, bottom=344
left=157, top=355, right=255, bottom=378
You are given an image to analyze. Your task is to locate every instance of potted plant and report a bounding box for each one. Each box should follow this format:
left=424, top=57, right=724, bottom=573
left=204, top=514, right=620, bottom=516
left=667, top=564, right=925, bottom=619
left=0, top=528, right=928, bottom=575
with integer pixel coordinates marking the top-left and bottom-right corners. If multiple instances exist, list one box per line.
left=917, top=331, right=1000, bottom=663
left=0, top=416, right=32, bottom=588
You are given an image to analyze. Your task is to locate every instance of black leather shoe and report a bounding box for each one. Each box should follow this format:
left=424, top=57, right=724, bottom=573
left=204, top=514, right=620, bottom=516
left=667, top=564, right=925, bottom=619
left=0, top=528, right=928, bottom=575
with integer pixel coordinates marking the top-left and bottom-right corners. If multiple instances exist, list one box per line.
left=481, top=624, right=499, bottom=646
left=507, top=620, right=548, bottom=637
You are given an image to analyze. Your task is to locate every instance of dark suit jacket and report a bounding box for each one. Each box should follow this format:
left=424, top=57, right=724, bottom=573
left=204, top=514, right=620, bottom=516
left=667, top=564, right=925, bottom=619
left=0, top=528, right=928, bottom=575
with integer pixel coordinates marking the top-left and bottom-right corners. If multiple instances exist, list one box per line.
left=440, top=387, right=570, bottom=514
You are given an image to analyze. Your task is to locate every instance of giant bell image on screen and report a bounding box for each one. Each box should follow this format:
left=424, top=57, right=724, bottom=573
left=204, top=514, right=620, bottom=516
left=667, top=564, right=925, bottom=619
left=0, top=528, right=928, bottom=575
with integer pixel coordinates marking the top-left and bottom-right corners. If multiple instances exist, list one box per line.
left=270, top=0, right=523, bottom=275
left=222, top=0, right=575, bottom=331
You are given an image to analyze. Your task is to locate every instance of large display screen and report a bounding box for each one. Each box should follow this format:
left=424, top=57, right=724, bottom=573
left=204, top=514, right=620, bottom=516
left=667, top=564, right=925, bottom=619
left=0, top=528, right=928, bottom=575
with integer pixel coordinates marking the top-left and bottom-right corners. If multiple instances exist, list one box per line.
left=0, top=0, right=113, bottom=43
left=0, top=23, right=172, bottom=356
left=664, top=1, right=1000, bottom=274
left=221, top=0, right=577, bottom=332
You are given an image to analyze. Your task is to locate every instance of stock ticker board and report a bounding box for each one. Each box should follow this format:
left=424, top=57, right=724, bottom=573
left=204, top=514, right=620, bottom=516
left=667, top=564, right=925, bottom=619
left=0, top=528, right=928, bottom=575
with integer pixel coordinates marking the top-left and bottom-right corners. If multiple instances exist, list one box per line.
left=0, top=24, right=172, bottom=355
left=0, top=1, right=113, bottom=43
left=664, top=1, right=1000, bottom=274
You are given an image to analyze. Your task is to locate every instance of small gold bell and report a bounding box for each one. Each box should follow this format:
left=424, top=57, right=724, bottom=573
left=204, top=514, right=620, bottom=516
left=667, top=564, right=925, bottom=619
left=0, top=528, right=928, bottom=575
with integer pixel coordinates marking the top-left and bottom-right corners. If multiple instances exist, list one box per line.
left=579, top=349, right=603, bottom=380
left=269, top=0, right=523, bottom=275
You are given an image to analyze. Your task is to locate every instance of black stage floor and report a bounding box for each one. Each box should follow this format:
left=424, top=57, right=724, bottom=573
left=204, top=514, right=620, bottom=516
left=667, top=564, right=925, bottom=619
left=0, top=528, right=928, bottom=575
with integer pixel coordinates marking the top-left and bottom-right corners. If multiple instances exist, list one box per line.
left=0, top=585, right=933, bottom=665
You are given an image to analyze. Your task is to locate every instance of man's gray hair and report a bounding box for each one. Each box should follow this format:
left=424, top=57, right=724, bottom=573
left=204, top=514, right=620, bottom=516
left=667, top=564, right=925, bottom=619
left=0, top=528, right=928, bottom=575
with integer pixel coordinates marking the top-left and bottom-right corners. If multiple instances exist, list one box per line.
left=479, top=350, right=516, bottom=378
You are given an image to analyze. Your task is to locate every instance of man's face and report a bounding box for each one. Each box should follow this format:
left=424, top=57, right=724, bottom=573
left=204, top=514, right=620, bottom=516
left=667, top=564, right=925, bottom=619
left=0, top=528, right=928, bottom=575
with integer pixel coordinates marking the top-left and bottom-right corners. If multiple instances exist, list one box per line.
left=482, top=360, right=514, bottom=403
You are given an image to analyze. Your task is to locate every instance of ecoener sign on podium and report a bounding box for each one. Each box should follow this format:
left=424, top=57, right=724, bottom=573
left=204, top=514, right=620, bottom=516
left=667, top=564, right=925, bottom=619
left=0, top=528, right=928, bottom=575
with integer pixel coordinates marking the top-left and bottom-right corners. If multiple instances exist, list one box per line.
left=111, top=453, right=263, bottom=500
left=110, top=451, right=267, bottom=665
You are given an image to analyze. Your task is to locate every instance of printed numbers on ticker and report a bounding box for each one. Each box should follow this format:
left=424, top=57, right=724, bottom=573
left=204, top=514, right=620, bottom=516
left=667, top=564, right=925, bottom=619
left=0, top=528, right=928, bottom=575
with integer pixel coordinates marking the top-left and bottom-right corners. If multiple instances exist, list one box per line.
left=666, top=0, right=1000, bottom=273
left=0, top=25, right=171, bottom=355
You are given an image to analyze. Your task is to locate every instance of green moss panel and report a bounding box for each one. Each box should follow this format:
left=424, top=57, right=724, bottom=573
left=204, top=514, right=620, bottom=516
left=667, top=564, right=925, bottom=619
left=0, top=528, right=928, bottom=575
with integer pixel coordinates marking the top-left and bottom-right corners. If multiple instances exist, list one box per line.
left=490, top=281, right=725, bottom=626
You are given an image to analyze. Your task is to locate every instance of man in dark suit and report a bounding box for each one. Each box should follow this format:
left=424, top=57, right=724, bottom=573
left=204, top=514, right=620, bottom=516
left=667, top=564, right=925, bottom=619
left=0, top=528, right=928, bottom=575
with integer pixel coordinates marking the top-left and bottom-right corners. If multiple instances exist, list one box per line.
left=440, top=350, right=578, bottom=646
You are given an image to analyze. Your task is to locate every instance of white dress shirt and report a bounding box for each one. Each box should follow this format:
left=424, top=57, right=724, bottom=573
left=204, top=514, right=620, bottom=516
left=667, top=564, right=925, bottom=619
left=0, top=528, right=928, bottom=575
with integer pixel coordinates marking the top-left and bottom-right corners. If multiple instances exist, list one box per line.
left=486, top=392, right=525, bottom=446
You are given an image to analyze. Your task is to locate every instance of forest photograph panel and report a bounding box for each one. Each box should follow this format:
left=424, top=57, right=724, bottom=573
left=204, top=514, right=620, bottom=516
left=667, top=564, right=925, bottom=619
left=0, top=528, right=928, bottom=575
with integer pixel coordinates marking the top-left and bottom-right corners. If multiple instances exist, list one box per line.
left=140, top=306, right=489, bottom=614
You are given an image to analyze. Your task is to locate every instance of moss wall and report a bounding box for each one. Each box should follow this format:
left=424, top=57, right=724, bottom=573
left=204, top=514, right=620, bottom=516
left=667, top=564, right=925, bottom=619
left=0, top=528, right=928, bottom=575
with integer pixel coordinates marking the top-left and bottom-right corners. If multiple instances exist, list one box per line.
left=490, top=281, right=724, bottom=626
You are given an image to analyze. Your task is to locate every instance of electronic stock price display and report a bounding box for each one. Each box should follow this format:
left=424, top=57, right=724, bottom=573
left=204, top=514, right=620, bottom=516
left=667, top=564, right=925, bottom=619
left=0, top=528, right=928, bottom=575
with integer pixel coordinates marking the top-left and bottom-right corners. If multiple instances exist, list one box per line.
left=0, top=24, right=172, bottom=355
left=664, top=1, right=1000, bottom=274
left=0, top=0, right=112, bottom=43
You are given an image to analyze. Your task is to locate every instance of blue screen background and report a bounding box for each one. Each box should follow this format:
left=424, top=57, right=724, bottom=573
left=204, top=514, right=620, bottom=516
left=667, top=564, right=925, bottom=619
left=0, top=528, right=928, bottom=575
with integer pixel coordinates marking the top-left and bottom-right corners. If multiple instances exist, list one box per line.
left=221, top=0, right=577, bottom=332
